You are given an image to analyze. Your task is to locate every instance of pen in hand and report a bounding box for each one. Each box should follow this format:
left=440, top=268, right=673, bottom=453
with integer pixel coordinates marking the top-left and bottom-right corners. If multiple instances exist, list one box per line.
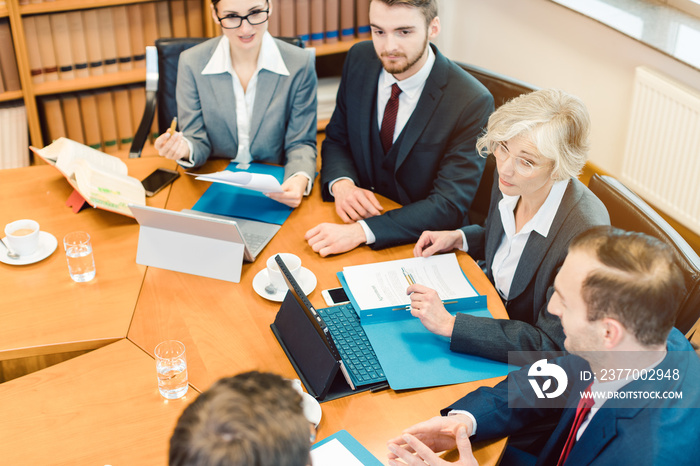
left=402, top=267, right=416, bottom=286
left=167, top=117, right=177, bottom=136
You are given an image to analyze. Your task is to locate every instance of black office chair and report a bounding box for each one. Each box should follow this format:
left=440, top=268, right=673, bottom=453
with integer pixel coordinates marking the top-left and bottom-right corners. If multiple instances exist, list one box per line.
left=456, top=62, right=539, bottom=226
left=588, top=174, right=700, bottom=337
left=129, top=36, right=304, bottom=158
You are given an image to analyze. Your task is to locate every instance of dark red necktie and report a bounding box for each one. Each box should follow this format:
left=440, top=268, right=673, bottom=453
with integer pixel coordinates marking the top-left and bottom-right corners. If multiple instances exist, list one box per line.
left=557, top=383, right=594, bottom=466
left=380, top=83, right=402, bottom=153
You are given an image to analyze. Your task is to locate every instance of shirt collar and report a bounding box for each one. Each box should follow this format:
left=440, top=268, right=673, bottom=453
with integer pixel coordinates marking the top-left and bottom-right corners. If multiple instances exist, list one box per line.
left=202, top=32, right=289, bottom=76
left=498, top=179, right=569, bottom=238
left=590, top=352, right=666, bottom=409
left=379, top=44, right=435, bottom=98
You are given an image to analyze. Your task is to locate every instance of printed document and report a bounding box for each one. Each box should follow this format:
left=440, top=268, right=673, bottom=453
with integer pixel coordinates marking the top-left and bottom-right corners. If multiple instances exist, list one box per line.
left=342, top=253, right=477, bottom=310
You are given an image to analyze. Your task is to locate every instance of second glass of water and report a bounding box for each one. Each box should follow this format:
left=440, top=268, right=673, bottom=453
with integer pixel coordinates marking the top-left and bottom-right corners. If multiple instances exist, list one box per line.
left=155, top=340, right=189, bottom=399
left=63, top=231, right=96, bottom=282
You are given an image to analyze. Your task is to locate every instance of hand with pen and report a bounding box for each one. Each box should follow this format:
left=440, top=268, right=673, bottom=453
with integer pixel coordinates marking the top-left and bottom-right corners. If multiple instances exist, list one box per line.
left=414, top=230, right=464, bottom=258
left=403, top=267, right=456, bottom=338
left=154, top=117, right=192, bottom=163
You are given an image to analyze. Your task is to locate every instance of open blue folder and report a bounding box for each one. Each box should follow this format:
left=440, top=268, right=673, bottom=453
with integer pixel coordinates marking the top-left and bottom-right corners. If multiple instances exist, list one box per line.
left=337, top=272, right=515, bottom=390
left=191, top=162, right=293, bottom=225
left=312, top=430, right=383, bottom=465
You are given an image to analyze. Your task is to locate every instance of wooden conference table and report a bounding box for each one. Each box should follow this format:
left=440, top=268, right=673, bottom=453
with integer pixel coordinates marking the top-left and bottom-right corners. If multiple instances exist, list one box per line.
left=0, top=158, right=508, bottom=464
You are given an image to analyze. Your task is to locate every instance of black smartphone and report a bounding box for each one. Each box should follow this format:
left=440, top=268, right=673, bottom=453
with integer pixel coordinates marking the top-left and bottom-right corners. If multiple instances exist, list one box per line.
left=141, top=168, right=180, bottom=197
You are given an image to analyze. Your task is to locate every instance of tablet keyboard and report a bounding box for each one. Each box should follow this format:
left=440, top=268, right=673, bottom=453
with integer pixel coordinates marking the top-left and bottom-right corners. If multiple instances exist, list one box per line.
left=317, top=303, right=386, bottom=387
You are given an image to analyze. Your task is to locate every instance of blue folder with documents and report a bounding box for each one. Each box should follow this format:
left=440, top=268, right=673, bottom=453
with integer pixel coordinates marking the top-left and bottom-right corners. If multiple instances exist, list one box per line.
left=191, top=162, right=293, bottom=225
left=336, top=255, right=514, bottom=390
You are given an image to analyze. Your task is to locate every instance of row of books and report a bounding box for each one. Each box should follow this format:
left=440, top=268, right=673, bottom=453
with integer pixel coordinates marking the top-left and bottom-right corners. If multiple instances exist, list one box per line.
left=269, top=0, right=370, bottom=45
left=0, top=102, right=29, bottom=169
left=0, top=19, right=21, bottom=93
left=39, top=85, right=153, bottom=155
left=25, top=0, right=203, bottom=84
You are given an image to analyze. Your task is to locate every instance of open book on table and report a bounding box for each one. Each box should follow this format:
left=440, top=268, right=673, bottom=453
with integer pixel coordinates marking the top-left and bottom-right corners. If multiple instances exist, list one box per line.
left=30, top=137, right=146, bottom=217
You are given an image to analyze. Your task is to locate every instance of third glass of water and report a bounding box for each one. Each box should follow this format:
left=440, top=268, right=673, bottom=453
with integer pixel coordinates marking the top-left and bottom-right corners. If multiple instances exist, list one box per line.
left=155, top=340, right=188, bottom=399
left=63, top=231, right=96, bottom=282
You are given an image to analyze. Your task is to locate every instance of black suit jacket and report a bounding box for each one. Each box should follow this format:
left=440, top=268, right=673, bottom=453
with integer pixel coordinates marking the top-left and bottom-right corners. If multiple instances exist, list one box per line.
left=450, top=174, right=610, bottom=362
left=443, top=329, right=700, bottom=466
left=321, top=41, right=494, bottom=249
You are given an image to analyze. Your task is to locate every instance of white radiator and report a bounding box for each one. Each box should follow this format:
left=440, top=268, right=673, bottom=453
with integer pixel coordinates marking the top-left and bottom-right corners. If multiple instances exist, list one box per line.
left=621, top=66, right=700, bottom=235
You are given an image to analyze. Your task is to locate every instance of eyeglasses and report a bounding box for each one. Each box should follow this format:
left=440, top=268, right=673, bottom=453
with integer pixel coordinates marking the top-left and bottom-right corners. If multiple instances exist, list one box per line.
left=216, top=2, right=270, bottom=29
left=493, top=142, right=549, bottom=177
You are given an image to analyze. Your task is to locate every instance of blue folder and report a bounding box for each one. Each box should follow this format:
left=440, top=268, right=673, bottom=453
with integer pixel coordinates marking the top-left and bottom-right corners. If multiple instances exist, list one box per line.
left=312, top=430, right=383, bottom=465
left=191, top=162, right=293, bottom=225
left=337, top=272, right=515, bottom=390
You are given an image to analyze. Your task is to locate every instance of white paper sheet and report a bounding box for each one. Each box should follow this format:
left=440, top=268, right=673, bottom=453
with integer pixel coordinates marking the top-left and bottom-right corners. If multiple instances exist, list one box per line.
left=311, top=438, right=366, bottom=466
left=193, top=170, right=283, bottom=193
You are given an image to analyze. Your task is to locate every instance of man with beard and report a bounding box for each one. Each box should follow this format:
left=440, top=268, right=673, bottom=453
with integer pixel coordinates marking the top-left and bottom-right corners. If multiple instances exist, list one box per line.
left=306, top=0, right=493, bottom=255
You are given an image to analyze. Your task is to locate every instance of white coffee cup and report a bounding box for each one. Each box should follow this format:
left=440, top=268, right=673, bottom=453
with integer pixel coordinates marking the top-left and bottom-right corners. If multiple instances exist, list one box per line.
left=4, top=219, right=40, bottom=256
left=266, top=253, right=302, bottom=291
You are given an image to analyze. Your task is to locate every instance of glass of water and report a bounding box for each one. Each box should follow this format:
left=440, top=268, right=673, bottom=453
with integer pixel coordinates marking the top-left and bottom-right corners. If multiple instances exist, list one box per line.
left=63, top=231, right=96, bottom=282
left=155, top=340, right=189, bottom=399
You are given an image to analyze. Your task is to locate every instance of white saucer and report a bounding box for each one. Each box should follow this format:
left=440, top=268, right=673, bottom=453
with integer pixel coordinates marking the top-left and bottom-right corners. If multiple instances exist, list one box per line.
left=290, top=378, right=322, bottom=427
left=253, top=267, right=317, bottom=302
left=301, top=391, right=322, bottom=427
left=0, top=231, right=58, bottom=265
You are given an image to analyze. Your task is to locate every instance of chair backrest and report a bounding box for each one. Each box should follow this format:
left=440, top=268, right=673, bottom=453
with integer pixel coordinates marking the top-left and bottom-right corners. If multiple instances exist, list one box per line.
left=457, top=62, right=539, bottom=226
left=155, top=37, right=209, bottom=134
left=588, top=174, right=700, bottom=336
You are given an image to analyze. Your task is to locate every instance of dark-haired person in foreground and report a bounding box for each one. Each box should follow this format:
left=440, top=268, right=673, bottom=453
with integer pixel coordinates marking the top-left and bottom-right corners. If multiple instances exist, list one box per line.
left=170, top=371, right=311, bottom=466
left=388, top=227, right=700, bottom=465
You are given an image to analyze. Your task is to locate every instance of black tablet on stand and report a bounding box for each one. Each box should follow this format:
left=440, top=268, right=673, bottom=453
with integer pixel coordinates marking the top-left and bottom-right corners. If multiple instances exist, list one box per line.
left=270, top=255, right=387, bottom=402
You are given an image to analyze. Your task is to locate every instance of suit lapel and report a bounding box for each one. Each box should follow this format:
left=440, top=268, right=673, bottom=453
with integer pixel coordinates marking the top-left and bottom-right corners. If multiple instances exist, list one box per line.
left=484, top=194, right=505, bottom=279
left=394, top=45, right=447, bottom=170
left=563, top=408, right=620, bottom=465
left=205, top=73, right=238, bottom=147
left=508, top=179, right=580, bottom=300
left=249, top=71, right=280, bottom=144
left=358, top=58, right=380, bottom=179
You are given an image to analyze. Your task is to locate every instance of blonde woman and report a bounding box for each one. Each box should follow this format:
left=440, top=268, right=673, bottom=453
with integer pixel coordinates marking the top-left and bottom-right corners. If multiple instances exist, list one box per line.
left=411, top=89, right=610, bottom=362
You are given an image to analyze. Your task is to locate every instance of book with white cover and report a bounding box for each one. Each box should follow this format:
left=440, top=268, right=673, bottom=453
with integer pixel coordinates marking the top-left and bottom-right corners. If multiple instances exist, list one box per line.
left=30, top=137, right=146, bottom=216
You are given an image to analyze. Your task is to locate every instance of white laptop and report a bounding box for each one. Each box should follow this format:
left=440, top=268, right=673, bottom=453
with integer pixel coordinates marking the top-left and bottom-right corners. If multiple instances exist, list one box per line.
left=129, top=205, right=279, bottom=283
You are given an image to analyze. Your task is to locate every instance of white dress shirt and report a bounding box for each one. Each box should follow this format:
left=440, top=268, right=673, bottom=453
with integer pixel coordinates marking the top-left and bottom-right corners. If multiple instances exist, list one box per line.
left=352, top=46, right=436, bottom=244
left=179, top=33, right=311, bottom=193
left=490, top=180, right=568, bottom=300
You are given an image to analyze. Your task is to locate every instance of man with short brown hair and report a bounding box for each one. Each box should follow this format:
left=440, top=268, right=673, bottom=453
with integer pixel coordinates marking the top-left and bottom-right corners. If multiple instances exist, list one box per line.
left=306, top=0, right=493, bottom=256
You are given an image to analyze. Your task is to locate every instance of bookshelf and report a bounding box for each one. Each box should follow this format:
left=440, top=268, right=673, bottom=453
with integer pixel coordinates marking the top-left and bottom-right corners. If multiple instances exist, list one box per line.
left=0, top=0, right=365, bottom=160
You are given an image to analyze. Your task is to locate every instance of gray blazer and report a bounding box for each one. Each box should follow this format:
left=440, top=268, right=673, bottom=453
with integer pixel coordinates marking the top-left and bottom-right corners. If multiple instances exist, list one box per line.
left=450, top=173, right=610, bottom=362
left=176, top=36, right=317, bottom=181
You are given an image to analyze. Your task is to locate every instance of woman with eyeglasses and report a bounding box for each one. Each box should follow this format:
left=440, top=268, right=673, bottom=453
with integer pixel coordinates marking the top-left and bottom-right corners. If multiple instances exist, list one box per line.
left=154, top=0, right=317, bottom=208
left=409, top=89, right=610, bottom=362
